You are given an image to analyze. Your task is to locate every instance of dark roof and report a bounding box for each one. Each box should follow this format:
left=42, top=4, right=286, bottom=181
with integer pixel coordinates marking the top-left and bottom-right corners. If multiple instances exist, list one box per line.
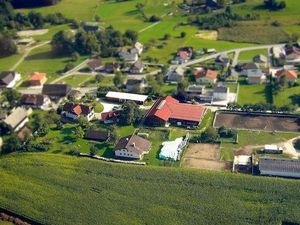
left=0, top=71, right=15, bottom=86
left=101, top=110, right=120, bottom=122
left=85, top=129, right=109, bottom=142
left=42, top=84, right=71, bottom=97
left=259, top=157, right=300, bottom=174
left=131, top=60, right=144, bottom=70
left=242, top=63, right=260, bottom=70
left=20, top=94, right=45, bottom=106
left=126, top=79, right=142, bottom=86
left=115, top=135, right=151, bottom=154
left=253, top=54, right=267, bottom=63
left=213, top=86, right=228, bottom=93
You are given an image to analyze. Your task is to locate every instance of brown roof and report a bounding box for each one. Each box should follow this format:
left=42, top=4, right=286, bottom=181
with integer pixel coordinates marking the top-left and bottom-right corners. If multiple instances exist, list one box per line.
left=42, top=84, right=71, bottom=97
left=194, top=68, right=218, bottom=80
left=85, top=129, right=109, bottom=142
left=115, top=135, right=151, bottom=154
left=20, top=94, right=45, bottom=106
left=63, top=102, right=93, bottom=116
left=101, top=110, right=120, bottom=122
left=0, top=71, right=15, bottom=86
left=275, top=69, right=298, bottom=80
left=17, top=126, right=32, bottom=141
left=87, top=59, right=102, bottom=70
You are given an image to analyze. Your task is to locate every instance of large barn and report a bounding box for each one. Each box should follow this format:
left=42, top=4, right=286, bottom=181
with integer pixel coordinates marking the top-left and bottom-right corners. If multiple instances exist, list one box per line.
left=144, top=96, right=206, bottom=128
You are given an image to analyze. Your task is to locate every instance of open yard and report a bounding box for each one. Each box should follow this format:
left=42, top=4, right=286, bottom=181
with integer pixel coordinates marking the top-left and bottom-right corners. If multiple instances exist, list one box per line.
left=214, top=112, right=300, bottom=133
left=237, top=82, right=271, bottom=105
left=238, top=49, right=269, bottom=62
left=182, top=144, right=230, bottom=171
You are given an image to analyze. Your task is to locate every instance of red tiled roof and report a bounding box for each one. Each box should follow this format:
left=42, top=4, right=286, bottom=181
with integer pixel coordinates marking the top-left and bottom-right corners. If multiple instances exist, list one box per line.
left=30, top=72, right=46, bottom=81
left=194, top=68, right=217, bottom=80
left=275, top=69, right=298, bottom=80
left=177, top=51, right=189, bottom=60
left=145, top=96, right=206, bottom=123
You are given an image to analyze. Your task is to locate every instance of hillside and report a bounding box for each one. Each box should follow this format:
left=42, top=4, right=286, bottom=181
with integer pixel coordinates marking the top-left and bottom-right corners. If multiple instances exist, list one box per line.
left=0, top=153, right=300, bottom=225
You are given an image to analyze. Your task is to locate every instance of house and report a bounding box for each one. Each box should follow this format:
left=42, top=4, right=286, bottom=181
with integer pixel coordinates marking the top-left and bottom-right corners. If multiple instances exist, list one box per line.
left=233, top=155, right=252, bottom=173
left=262, top=145, right=283, bottom=154
left=62, top=102, right=95, bottom=121
left=285, top=46, right=300, bottom=63
left=126, top=79, right=147, bottom=92
left=85, top=129, right=109, bottom=142
left=83, top=22, right=101, bottom=32
left=0, top=71, right=21, bottom=88
left=87, top=59, right=102, bottom=72
left=165, top=67, right=185, bottom=83
left=100, top=110, right=120, bottom=124
left=4, top=107, right=31, bottom=132
left=272, top=46, right=285, bottom=59
left=105, top=91, right=148, bottom=105
left=29, top=72, right=47, bottom=86
left=213, top=85, right=229, bottom=101
left=134, top=42, right=144, bottom=55
left=104, top=62, right=120, bottom=73
left=172, top=47, right=193, bottom=64
left=259, top=157, right=300, bottom=178
left=119, top=49, right=138, bottom=63
left=215, top=54, right=230, bottom=67
left=20, top=94, right=50, bottom=109
left=17, top=126, right=32, bottom=141
left=130, top=60, right=144, bottom=74
left=186, top=85, right=205, bottom=99
left=275, top=69, right=298, bottom=83
left=101, top=110, right=120, bottom=124
left=114, top=134, right=152, bottom=160
left=240, top=63, right=266, bottom=84
left=253, top=54, right=268, bottom=67
left=42, top=84, right=71, bottom=99
left=194, top=67, right=218, bottom=84
left=144, top=96, right=206, bottom=128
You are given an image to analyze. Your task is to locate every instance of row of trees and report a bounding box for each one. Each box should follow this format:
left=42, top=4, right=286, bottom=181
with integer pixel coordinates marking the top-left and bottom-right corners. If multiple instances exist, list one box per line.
left=227, top=102, right=296, bottom=113
left=52, top=26, right=138, bottom=57
left=191, top=126, right=237, bottom=143
left=264, top=0, right=286, bottom=10
left=11, top=0, right=60, bottom=8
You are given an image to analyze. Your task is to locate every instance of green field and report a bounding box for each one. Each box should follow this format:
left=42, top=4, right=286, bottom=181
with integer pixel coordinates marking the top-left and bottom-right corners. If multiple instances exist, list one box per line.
left=0, top=54, right=23, bottom=72
left=237, top=83, right=271, bottom=106
left=238, top=49, right=268, bottom=62
left=0, top=153, right=300, bottom=225
left=58, top=74, right=95, bottom=86
left=273, top=86, right=300, bottom=107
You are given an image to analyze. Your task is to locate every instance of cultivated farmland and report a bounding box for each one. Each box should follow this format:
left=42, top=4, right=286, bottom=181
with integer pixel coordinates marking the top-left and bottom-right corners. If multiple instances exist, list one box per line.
left=214, top=112, right=300, bottom=133
left=0, top=153, right=300, bottom=225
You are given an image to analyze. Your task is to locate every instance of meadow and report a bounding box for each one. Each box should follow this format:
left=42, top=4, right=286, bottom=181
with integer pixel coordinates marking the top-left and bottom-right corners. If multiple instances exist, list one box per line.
left=0, top=153, right=300, bottom=225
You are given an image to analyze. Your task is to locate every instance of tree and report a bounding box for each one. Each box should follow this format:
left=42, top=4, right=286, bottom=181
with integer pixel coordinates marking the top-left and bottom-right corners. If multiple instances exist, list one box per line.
left=78, top=116, right=90, bottom=130
left=71, top=52, right=79, bottom=62
left=28, top=11, right=44, bottom=29
left=1, top=134, right=22, bottom=154
left=74, top=126, right=84, bottom=139
left=199, top=127, right=219, bottom=143
left=113, top=71, right=125, bottom=88
left=176, top=81, right=188, bottom=102
left=0, top=33, right=17, bottom=57
left=124, top=30, right=138, bottom=44
left=89, top=145, right=97, bottom=156
left=119, top=101, right=143, bottom=125
left=52, top=30, right=74, bottom=54
left=2, top=89, right=21, bottom=108
left=180, top=32, right=187, bottom=38
left=108, top=125, right=117, bottom=144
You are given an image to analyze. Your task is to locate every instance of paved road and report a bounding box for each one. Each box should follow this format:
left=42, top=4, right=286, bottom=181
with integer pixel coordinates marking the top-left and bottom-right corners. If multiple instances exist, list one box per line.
left=10, top=41, right=50, bottom=71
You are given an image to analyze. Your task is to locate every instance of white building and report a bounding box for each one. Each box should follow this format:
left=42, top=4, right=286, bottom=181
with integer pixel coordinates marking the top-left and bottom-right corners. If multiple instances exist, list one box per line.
left=106, top=91, right=148, bottom=104
left=62, top=103, right=94, bottom=121
left=233, top=155, right=252, bottom=173
left=213, top=86, right=229, bottom=101
left=263, top=145, right=283, bottom=154
left=0, top=71, right=21, bottom=89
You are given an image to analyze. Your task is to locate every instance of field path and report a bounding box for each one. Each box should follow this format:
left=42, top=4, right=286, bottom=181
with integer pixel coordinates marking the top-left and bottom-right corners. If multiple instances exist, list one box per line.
left=138, top=13, right=167, bottom=33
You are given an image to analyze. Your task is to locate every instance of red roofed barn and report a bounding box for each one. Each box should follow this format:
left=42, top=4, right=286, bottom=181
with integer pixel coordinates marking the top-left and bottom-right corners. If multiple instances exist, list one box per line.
left=144, top=96, right=206, bottom=128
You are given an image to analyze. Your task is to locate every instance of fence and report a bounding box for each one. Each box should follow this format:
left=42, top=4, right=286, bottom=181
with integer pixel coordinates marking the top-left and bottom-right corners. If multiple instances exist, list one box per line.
left=79, top=153, right=146, bottom=165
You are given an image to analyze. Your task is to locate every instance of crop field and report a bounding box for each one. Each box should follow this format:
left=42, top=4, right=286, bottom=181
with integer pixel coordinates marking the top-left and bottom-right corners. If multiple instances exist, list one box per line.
left=0, top=153, right=300, bottom=225
left=214, top=112, right=300, bottom=133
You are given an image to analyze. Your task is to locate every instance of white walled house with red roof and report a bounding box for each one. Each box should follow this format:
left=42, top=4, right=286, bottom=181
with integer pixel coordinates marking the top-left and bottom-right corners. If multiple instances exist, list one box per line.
left=62, top=103, right=95, bottom=121
left=275, top=69, right=298, bottom=83
left=193, top=67, right=218, bottom=85
left=144, top=96, right=206, bottom=128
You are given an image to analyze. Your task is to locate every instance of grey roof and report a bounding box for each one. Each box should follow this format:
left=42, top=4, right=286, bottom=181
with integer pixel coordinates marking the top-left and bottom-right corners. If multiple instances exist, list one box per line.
left=126, top=79, right=142, bottom=86
left=187, top=85, right=204, bottom=93
left=4, top=107, right=28, bottom=129
left=0, top=71, right=15, bottom=86
left=243, top=63, right=260, bottom=70
left=259, top=157, right=300, bottom=174
left=115, top=135, right=151, bottom=154
left=253, top=54, right=267, bottom=63
left=42, top=84, right=71, bottom=97
left=213, top=86, right=228, bottom=93
left=131, top=60, right=144, bottom=70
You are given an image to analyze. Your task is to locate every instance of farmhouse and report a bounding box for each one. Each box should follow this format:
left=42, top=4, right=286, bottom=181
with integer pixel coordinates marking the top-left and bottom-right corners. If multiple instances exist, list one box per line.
left=134, top=42, right=144, bottom=55
left=275, top=69, right=298, bottom=83
left=213, top=86, right=229, bottom=101
left=29, top=72, right=47, bottom=86
left=0, top=71, right=21, bottom=89
left=165, top=67, right=185, bottom=83
left=194, top=67, right=218, bottom=84
left=285, top=45, right=300, bottom=63
left=100, top=110, right=120, bottom=124
left=83, top=22, right=101, bottom=32
left=130, top=60, right=144, bottom=74
left=240, top=63, right=266, bottom=84
left=85, top=129, right=109, bottom=142
left=144, top=96, right=206, bottom=128
left=172, top=47, right=193, bottom=64
left=105, top=91, right=148, bottom=105
left=20, top=94, right=50, bottom=109
left=259, top=157, right=300, bottom=178
left=62, top=102, right=94, bottom=121
left=119, top=49, right=138, bottom=63
left=126, top=78, right=147, bottom=92
left=87, top=59, right=102, bottom=72
left=114, top=135, right=152, bottom=160
left=4, top=107, right=31, bottom=132
left=42, top=84, right=71, bottom=99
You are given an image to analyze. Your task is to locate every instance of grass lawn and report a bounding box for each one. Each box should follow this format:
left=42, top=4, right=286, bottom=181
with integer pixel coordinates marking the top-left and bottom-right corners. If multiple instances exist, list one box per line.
left=82, top=76, right=113, bottom=87
left=225, top=83, right=238, bottom=93
left=160, top=84, right=177, bottom=96
left=0, top=153, right=300, bottom=225
left=16, top=44, right=87, bottom=83
left=58, top=75, right=95, bottom=86
left=238, top=49, right=268, bottom=62
left=220, top=131, right=298, bottom=161
left=0, top=54, right=23, bottom=71
left=273, top=86, right=300, bottom=107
